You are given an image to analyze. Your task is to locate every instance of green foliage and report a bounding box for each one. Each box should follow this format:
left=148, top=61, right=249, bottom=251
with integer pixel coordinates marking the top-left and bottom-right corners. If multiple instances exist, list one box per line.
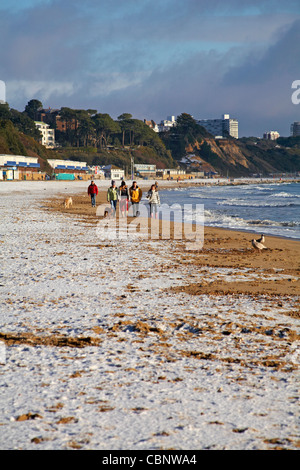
left=0, top=119, right=28, bottom=155
left=0, top=103, right=41, bottom=139
left=277, top=136, right=300, bottom=148
left=92, top=113, right=120, bottom=149
left=24, top=99, right=43, bottom=120
left=161, top=113, right=212, bottom=160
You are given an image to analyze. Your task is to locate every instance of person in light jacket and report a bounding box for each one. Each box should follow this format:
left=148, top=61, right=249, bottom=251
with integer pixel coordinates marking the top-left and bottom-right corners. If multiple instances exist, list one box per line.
left=146, top=184, right=160, bottom=218
left=107, top=180, right=118, bottom=215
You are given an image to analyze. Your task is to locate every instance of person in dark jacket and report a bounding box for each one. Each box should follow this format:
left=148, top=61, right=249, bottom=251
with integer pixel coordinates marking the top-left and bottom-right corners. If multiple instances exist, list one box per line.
left=119, top=180, right=129, bottom=217
left=87, top=180, right=98, bottom=207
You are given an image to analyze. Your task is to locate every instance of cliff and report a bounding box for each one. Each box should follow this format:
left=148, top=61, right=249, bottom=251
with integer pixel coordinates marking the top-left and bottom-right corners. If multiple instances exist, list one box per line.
left=177, top=135, right=300, bottom=176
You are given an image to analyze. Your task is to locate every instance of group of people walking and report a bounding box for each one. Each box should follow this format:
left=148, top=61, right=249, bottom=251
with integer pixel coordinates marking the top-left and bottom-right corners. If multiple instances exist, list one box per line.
left=87, top=179, right=160, bottom=218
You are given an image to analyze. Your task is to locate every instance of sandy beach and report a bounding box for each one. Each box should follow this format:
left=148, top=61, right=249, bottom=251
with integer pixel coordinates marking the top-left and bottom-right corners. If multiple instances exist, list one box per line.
left=0, top=179, right=299, bottom=450
left=46, top=184, right=300, bottom=298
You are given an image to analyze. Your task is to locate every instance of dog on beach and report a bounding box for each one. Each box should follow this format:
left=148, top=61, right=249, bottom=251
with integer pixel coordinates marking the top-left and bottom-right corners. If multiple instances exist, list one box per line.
left=64, top=197, right=73, bottom=209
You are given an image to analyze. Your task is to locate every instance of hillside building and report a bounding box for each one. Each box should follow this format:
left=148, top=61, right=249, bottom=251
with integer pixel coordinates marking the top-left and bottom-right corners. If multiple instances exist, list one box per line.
left=35, top=121, right=55, bottom=148
left=263, top=131, right=280, bottom=140
left=37, top=108, right=78, bottom=133
left=143, top=119, right=159, bottom=132
left=0, top=80, right=6, bottom=104
left=291, top=122, right=300, bottom=137
left=157, top=116, right=176, bottom=133
left=197, top=114, right=239, bottom=139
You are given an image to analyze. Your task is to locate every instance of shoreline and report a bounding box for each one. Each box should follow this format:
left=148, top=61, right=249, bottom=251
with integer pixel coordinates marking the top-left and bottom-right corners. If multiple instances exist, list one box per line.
left=0, top=175, right=299, bottom=190
left=44, top=181, right=300, bottom=241
left=1, top=177, right=299, bottom=240
left=44, top=188, right=300, bottom=300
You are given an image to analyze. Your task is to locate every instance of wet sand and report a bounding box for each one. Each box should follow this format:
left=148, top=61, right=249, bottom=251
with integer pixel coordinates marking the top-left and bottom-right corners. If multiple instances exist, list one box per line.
left=45, top=188, right=300, bottom=302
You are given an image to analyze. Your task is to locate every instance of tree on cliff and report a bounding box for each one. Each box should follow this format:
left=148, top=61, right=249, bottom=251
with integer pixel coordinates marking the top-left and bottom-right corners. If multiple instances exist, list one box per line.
left=24, top=99, right=43, bottom=120
left=161, top=113, right=211, bottom=160
left=93, top=113, right=121, bottom=149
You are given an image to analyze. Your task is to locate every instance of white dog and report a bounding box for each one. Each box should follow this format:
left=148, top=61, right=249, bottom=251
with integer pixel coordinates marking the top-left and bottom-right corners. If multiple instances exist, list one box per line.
left=64, top=197, right=73, bottom=209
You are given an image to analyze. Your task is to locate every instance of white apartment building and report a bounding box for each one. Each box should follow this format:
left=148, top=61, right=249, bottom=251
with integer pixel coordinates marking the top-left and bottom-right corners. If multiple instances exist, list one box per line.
left=35, top=121, right=55, bottom=148
left=263, top=131, right=280, bottom=140
left=0, top=80, right=6, bottom=104
left=157, top=116, right=177, bottom=133
left=197, top=114, right=239, bottom=139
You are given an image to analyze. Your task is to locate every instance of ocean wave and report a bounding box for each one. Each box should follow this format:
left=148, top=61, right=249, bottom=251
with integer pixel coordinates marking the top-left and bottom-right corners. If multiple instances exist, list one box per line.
left=217, top=199, right=300, bottom=208
left=203, top=210, right=300, bottom=228
left=247, top=219, right=300, bottom=227
left=271, top=191, right=300, bottom=198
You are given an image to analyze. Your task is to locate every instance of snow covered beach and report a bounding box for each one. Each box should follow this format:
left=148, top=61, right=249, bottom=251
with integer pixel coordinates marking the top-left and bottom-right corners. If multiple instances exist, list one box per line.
left=0, top=179, right=299, bottom=450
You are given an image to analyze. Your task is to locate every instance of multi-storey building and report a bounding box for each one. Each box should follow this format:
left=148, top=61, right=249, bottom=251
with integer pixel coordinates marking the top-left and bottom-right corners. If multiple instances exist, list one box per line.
left=0, top=80, right=6, bottom=104
left=197, top=114, right=239, bottom=139
left=157, top=116, right=176, bottom=133
left=263, top=131, right=280, bottom=140
left=290, top=122, right=300, bottom=137
left=35, top=121, right=55, bottom=148
left=37, top=108, right=78, bottom=132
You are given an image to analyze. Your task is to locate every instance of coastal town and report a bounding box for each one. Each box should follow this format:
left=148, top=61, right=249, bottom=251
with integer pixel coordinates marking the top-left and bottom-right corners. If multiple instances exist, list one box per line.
left=1, top=102, right=299, bottom=182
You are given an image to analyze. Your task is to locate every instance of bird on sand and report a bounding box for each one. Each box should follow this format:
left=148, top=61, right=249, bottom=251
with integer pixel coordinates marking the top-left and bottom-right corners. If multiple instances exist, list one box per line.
left=256, top=234, right=265, bottom=244
left=251, top=238, right=267, bottom=251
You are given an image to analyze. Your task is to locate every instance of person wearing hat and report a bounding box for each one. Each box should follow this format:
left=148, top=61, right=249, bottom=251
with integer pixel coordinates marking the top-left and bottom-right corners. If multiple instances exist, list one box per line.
left=107, top=180, right=118, bottom=215
left=87, top=180, right=98, bottom=207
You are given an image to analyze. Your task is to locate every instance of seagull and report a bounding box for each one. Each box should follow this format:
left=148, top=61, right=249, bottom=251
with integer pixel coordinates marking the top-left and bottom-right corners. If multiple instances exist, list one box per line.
left=256, top=234, right=265, bottom=244
left=251, top=238, right=267, bottom=251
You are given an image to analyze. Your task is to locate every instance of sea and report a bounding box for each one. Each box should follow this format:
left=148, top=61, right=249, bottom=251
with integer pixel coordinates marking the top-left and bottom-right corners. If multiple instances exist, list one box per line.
left=158, top=180, right=300, bottom=240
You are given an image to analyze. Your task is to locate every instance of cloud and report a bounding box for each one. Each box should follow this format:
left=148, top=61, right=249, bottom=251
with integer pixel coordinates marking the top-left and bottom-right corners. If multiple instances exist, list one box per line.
left=1, top=0, right=299, bottom=136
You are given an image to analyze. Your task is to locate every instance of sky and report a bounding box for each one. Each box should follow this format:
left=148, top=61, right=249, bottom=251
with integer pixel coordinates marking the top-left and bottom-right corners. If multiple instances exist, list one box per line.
left=1, top=0, right=300, bottom=137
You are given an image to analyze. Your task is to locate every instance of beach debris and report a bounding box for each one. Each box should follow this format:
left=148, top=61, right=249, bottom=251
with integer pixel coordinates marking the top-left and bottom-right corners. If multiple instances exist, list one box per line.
left=251, top=238, right=267, bottom=251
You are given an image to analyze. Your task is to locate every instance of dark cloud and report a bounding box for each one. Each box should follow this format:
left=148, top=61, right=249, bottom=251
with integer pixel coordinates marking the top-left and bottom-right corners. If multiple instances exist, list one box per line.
left=1, top=0, right=299, bottom=136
